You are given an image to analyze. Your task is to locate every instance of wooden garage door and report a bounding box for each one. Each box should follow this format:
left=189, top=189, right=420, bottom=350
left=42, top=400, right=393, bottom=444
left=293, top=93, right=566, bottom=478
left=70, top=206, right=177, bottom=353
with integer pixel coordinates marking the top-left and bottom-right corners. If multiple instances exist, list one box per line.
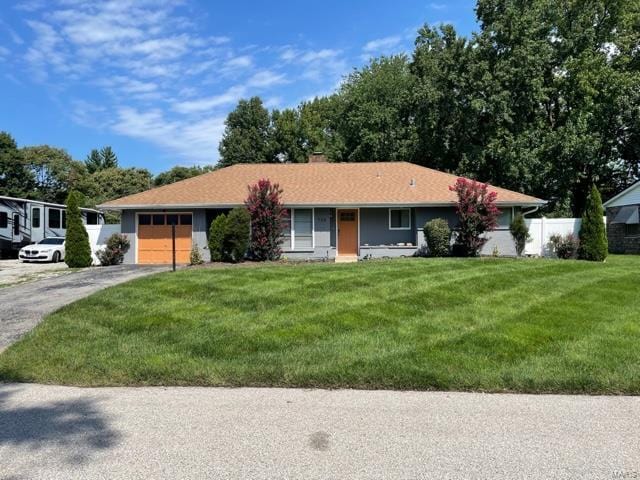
left=138, top=213, right=192, bottom=264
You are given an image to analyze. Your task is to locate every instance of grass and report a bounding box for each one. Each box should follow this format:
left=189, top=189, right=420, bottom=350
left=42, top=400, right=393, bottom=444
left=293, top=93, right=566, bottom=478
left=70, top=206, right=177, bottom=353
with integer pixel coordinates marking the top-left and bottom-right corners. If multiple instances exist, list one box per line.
left=1, top=255, right=639, bottom=393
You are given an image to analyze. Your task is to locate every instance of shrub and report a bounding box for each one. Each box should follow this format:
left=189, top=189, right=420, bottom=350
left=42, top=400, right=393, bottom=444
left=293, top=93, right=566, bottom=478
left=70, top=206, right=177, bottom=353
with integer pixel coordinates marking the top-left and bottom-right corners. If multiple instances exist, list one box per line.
left=189, top=244, right=204, bottom=265
left=509, top=213, right=531, bottom=257
left=207, top=208, right=250, bottom=263
left=208, top=214, right=228, bottom=262
left=96, top=233, right=130, bottom=266
left=423, top=218, right=450, bottom=256
left=549, top=233, right=579, bottom=259
left=225, top=207, right=250, bottom=262
left=449, top=178, right=500, bottom=256
left=64, top=190, right=92, bottom=268
left=578, top=185, right=607, bottom=261
left=245, top=179, right=287, bottom=261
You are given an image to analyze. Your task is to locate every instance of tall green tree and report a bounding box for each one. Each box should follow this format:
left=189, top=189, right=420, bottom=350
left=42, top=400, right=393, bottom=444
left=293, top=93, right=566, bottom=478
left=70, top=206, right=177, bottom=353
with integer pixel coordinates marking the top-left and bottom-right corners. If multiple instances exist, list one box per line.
left=411, top=25, right=477, bottom=173
left=22, top=145, right=91, bottom=204
left=578, top=185, right=608, bottom=261
left=89, top=167, right=153, bottom=205
left=219, top=97, right=273, bottom=167
left=336, top=55, right=418, bottom=161
left=99, top=146, right=118, bottom=169
left=154, top=165, right=214, bottom=187
left=85, top=149, right=103, bottom=174
left=85, top=146, right=119, bottom=173
left=271, top=108, right=306, bottom=163
left=64, top=190, right=92, bottom=268
left=0, top=132, right=34, bottom=198
left=298, top=96, right=344, bottom=160
left=471, top=0, right=640, bottom=215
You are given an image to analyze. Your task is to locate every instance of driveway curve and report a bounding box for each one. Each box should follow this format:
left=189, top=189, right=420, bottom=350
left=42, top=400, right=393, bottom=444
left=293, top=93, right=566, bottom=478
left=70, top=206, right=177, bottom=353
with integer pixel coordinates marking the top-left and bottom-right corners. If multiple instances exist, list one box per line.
left=0, top=265, right=167, bottom=351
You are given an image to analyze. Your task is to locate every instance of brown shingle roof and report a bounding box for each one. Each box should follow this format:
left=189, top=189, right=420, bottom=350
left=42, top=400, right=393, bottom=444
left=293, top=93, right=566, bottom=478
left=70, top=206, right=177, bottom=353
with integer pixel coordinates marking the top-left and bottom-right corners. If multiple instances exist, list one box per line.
left=99, top=162, right=545, bottom=208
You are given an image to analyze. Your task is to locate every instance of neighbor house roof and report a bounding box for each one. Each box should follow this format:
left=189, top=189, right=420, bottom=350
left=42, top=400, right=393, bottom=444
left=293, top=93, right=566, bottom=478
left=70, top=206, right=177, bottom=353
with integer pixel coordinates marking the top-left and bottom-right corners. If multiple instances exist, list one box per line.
left=99, top=162, right=545, bottom=209
left=603, top=180, right=640, bottom=208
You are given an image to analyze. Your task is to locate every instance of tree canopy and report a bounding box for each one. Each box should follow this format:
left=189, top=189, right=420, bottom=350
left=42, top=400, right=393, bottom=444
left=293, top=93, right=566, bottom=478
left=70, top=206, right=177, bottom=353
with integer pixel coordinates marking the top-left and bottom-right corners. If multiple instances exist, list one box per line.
left=216, top=0, right=640, bottom=216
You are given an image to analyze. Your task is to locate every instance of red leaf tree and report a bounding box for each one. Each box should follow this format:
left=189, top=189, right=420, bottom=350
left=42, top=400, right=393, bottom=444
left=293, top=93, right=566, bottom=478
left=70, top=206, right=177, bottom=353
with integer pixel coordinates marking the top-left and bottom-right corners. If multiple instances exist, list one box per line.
left=245, top=179, right=288, bottom=261
left=449, top=178, right=500, bottom=256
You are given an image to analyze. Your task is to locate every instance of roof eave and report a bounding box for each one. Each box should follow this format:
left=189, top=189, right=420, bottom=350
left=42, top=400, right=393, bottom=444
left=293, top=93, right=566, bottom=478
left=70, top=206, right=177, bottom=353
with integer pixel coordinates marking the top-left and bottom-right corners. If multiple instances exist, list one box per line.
left=99, top=199, right=546, bottom=210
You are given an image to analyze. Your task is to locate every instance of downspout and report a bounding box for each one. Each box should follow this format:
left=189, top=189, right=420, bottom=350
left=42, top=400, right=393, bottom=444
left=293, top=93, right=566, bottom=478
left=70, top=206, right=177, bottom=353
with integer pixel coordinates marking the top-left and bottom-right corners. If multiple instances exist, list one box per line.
left=521, top=206, right=540, bottom=217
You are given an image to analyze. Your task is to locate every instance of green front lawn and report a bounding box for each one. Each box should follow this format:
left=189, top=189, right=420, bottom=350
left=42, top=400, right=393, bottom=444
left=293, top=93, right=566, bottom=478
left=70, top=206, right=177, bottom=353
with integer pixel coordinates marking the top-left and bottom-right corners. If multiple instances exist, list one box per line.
left=1, top=256, right=639, bottom=393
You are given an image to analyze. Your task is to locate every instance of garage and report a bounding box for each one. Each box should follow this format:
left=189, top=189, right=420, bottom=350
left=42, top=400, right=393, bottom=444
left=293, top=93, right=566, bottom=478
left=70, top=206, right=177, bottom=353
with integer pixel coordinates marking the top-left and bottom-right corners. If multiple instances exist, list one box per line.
left=137, top=213, right=192, bottom=264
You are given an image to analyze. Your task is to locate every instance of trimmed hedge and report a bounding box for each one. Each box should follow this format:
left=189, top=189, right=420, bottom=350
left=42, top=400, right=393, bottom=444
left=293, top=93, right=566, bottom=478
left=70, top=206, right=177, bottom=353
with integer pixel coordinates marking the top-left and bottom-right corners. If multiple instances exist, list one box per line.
left=423, top=218, right=451, bottom=257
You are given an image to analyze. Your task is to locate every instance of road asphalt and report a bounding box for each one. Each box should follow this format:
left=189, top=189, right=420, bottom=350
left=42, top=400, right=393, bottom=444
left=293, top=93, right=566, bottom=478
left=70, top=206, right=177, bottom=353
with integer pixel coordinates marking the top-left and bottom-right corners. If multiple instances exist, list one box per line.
left=0, top=264, right=167, bottom=351
left=0, top=383, right=637, bottom=479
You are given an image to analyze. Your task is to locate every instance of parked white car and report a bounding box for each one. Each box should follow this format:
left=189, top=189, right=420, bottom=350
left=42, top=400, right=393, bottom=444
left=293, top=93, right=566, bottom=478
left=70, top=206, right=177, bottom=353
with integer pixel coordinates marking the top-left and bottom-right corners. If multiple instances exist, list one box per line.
left=19, top=237, right=65, bottom=263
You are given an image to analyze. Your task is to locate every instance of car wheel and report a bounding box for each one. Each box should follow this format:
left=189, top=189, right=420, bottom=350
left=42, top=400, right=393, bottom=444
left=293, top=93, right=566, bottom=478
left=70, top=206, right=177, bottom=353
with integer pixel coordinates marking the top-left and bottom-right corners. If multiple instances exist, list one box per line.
left=52, top=251, right=61, bottom=263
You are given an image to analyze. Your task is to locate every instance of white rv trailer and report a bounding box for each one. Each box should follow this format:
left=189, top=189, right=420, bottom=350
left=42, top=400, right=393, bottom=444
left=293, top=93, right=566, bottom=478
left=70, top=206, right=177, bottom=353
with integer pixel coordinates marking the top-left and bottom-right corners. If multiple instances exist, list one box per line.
left=0, top=195, right=104, bottom=257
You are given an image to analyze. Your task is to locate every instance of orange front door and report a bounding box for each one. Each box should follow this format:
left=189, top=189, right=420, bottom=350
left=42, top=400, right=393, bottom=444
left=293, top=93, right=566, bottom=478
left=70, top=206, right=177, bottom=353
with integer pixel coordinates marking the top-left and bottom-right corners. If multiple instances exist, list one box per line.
left=337, top=209, right=358, bottom=256
left=138, top=214, right=192, bottom=264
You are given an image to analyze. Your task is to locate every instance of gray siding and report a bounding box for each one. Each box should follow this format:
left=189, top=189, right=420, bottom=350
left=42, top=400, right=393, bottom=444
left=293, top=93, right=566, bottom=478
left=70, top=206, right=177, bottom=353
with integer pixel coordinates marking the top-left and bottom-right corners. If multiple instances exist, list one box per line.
left=415, top=206, right=516, bottom=256
left=121, top=210, right=136, bottom=264
left=359, top=208, right=415, bottom=246
left=192, top=209, right=209, bottom=261
left=415, top=207, right=458, bottom=247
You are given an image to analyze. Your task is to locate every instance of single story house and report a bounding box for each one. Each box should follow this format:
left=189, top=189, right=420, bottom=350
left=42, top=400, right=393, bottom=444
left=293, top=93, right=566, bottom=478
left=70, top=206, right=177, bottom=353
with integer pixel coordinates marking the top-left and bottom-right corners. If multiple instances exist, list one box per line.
left=99, top=155, right=545, bottom=264
left=603, top=181, right=640, bottom=254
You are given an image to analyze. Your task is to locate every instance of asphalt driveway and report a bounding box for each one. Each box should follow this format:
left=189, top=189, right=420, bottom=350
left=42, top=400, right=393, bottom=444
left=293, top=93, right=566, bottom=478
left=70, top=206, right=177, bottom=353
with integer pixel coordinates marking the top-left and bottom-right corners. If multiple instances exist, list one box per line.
left=0, top=384, right=638, bottom=479
left=0, top=264, right=167, bottom=351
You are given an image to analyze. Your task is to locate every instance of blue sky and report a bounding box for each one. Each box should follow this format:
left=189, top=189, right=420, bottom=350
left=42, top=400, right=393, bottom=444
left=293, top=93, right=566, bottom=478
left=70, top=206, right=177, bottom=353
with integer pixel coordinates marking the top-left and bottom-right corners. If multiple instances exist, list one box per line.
left=0, top=0, right=478, bottom=173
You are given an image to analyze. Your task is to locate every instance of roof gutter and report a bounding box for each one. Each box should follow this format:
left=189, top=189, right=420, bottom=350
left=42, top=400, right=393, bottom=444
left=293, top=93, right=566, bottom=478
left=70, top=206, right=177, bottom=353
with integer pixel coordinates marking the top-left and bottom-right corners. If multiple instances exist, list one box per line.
left=99, top=200, right=547, bottom=211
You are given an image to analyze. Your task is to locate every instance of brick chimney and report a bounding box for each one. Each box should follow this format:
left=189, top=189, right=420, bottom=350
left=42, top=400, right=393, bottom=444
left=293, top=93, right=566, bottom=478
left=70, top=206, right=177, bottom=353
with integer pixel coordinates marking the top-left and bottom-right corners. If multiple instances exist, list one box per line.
left=308, top=151, right=327, bottom=163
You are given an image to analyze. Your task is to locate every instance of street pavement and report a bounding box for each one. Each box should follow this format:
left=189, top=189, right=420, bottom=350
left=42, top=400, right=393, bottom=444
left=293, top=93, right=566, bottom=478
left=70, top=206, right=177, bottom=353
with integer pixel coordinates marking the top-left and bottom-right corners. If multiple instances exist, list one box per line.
left=0, top=383, right=637, bottom=479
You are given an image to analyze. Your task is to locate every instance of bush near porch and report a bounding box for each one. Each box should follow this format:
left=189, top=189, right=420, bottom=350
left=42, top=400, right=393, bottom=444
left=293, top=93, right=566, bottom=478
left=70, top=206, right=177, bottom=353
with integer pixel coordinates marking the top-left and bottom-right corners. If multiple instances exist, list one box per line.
left=0, top=256, right=639, bottom=393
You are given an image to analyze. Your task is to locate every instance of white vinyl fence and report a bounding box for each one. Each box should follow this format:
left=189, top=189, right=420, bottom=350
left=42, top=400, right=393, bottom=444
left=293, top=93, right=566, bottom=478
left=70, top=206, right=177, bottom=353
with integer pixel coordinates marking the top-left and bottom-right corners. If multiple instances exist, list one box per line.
left=524, top=217, right=606, bottom=257
left=85, top=224, right=121, bottom=265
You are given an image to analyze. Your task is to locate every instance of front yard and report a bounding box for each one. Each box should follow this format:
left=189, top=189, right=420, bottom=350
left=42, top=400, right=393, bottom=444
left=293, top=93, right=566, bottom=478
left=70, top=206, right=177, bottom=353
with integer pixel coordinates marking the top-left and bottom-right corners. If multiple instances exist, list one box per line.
left=1, top=256, right=639, bottom=393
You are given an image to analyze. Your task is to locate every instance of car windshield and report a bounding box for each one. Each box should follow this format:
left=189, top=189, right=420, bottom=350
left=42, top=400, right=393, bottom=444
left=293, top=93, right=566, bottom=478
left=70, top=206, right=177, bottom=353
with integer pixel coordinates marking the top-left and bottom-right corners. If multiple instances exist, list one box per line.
left=38, top=238, right=64, bottom=245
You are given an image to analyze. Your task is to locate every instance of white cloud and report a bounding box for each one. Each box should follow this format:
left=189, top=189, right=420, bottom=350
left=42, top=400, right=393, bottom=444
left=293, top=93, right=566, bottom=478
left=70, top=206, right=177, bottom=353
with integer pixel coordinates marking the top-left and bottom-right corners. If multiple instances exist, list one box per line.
left=246, top=70, right=287, bottom=88
left=299, top=48, right=341, bottom=62
left=224, top=55, right=252, bottom=70
left=429, top=3, right=447, bottom=10
left=0, top=19, right=25, bottom=45
left=112, top=107, right=225, bottom=163
left=14, top=0, right=46, bottom=12
left=363, top=35, right=402, bottom=53
left=279, top=47, right=348, bottom=83
left=12, top=0, right=381, bottom=165
left=172, top=85, right=247, bottom=114
left=0, top=46, right=10, bottom=58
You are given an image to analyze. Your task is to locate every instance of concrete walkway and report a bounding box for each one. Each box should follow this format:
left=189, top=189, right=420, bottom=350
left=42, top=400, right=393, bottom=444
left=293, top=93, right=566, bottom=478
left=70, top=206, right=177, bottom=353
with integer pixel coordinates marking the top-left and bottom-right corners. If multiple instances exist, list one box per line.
left=0, top=265, right=167, bottom=351
left=0, top=384, right=637, bottom=479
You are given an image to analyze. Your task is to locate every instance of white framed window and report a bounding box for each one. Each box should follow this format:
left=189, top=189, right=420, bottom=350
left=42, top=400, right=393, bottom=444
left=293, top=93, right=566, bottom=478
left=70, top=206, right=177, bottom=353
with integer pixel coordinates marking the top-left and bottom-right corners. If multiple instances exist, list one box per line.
left=282, top=208, right=314, bottom=250
left=389, top=208, right=411, bottom=230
